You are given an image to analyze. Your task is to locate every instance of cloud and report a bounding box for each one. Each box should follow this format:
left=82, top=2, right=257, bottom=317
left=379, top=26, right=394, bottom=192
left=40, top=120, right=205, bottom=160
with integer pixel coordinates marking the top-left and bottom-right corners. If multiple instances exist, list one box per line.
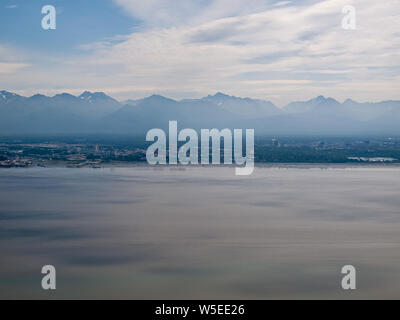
left=113, top=0, right=277, bottom=27
left=0, top=63, right=30, bottom=74
left=0, top=45, right=30, bottom=74
left=274, top=1, right=293, bottom=7
left=5, top=5, right=18, bottom=9
left=112, top=0, right=208, bottom=27
left=1, top=0, right=399, bottom=106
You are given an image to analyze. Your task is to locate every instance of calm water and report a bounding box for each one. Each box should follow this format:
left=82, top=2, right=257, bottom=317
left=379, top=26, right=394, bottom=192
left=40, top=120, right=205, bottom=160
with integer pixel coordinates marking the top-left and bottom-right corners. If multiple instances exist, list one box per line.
left=0, top=165, right=400, bottom=299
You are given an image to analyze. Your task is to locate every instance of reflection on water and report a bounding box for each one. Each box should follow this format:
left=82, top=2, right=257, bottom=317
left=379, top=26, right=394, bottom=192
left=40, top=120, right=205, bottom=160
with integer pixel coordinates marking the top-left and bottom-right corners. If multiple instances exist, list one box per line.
left=0, top=165, right=400, bottom=299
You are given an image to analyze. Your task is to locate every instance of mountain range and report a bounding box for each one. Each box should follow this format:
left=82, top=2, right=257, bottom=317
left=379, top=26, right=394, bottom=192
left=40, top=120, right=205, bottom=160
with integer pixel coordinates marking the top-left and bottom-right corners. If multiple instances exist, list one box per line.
left=1, top=90, right=399, bottom=136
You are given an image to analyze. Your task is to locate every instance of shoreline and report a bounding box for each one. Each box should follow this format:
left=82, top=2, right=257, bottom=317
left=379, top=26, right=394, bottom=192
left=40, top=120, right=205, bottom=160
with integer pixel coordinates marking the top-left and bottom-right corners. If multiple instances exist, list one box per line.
left=1, top=161, right=400, bottom=170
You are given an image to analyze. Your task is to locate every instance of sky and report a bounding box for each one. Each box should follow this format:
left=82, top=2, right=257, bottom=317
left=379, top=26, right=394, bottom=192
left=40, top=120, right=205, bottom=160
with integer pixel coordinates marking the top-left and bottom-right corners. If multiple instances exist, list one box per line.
left=0, top=0, right=399, bottom=107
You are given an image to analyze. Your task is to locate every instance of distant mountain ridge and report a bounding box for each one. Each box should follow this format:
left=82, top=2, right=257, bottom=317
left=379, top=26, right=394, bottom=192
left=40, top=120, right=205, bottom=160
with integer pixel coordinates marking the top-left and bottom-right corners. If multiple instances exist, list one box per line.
left=0, top=90, right=399, bottom=136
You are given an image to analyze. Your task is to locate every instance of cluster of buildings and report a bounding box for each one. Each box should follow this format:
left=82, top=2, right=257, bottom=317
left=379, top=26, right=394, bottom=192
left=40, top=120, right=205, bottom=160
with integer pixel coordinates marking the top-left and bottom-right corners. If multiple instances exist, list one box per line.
left=0, top=159, right=32, bottom=168
left=0, top=142, right=147, bottom=168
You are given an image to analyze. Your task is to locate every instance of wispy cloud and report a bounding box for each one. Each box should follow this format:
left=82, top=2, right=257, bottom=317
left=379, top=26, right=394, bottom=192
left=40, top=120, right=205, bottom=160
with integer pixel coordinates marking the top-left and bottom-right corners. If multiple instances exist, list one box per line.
left=274, top=1, right=293, bottom=7
left=0, top=0, right=399, bottom=106
left=0, top=62, right=29, bottom=74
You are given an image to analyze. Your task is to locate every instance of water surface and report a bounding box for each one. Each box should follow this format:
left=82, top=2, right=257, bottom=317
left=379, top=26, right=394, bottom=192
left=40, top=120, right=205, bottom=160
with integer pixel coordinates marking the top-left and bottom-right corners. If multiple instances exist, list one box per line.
left=0, top=165, right=399, bottom=299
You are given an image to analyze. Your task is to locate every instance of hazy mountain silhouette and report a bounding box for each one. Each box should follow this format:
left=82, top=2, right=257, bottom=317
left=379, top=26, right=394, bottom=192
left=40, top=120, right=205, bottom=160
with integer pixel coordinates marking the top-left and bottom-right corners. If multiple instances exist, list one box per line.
left=191, top=92, right=281, bottom=118
left=0, top=90, right=399, bottom=136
